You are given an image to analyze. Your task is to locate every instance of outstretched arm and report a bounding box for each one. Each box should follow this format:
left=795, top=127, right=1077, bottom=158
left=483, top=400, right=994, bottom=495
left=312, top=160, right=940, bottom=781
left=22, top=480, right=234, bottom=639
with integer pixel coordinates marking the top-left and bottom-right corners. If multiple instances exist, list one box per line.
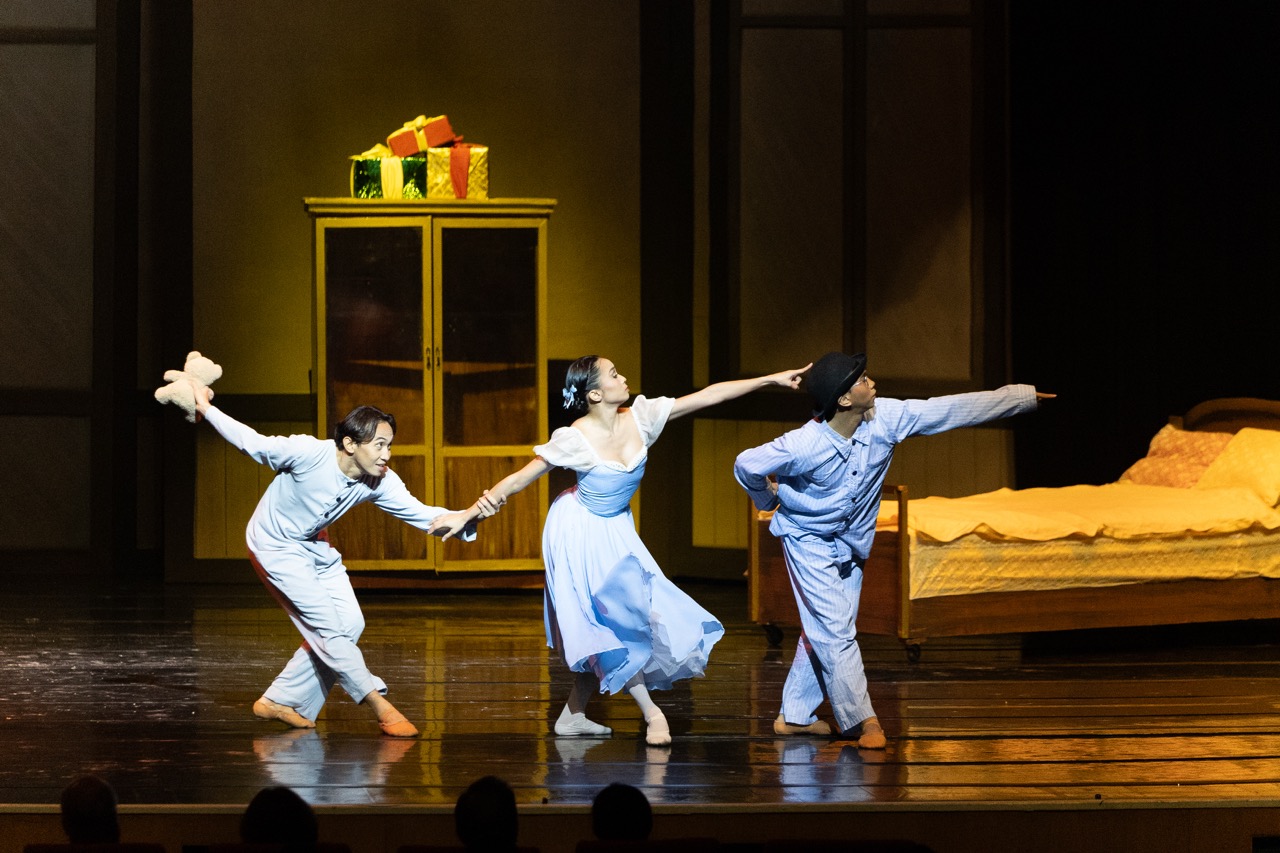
left=428, top=456, right=556, bottom=540
left=195, top=384, right=307, bottom=471
left=888, top=384, right=1043, bottom=442
left=668, top=363, right=811, bottom=421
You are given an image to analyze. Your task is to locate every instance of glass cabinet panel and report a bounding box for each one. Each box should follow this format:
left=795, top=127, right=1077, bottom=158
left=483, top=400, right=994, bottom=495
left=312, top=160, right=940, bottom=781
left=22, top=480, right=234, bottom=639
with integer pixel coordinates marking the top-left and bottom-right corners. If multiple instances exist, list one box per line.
left=439, top=226, right=539, bottom=447
left=323, top=226, right=428, bottom=443
left=309, top=198, right=553, bottom=574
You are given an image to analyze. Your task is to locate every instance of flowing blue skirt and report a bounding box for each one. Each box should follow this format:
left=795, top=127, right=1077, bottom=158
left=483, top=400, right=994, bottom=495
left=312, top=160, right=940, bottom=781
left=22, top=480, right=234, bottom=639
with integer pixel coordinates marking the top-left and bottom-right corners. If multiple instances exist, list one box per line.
left=542, top=488, right=725, bottom=694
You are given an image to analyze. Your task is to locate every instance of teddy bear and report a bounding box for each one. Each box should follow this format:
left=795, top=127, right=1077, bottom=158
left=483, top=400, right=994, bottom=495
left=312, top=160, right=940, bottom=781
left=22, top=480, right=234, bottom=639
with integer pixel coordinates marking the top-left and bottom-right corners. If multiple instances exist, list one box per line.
left=154, top=350, right=223, bottom=422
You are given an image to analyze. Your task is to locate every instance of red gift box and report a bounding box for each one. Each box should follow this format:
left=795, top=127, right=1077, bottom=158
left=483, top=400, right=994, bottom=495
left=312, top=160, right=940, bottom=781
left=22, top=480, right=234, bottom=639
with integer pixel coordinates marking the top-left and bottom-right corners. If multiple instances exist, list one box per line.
left=386, top=114, right=459, bottom=157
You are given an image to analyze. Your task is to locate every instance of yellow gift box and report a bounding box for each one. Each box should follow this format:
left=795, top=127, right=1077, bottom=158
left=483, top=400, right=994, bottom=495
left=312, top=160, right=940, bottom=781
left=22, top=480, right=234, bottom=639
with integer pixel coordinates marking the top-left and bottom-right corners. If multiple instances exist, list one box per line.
left=426, top=143, right=489, bottom=200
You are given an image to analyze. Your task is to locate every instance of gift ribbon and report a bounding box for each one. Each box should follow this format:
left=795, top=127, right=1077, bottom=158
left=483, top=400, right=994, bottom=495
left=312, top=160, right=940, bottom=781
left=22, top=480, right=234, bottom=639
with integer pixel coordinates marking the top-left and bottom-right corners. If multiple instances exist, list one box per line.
left=381, top=155, right=404, bottom=199
left=449, top=144, right=473, bottom=198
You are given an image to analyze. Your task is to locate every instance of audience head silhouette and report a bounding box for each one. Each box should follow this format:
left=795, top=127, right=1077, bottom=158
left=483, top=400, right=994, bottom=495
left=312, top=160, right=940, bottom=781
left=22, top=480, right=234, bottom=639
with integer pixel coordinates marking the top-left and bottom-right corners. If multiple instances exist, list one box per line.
left=591, top=782, right=652, bottom=841
left=60, top=774, right=120, bottom=844
left=240, top=785, right=319, bottom=846
left=455, top=775, right=519, bottom=852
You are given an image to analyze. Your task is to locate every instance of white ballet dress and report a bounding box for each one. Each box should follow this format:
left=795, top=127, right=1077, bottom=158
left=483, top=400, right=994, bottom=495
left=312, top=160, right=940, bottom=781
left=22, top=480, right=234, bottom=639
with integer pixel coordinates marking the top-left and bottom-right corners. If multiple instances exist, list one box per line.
left=535, top=395, right=725, bottom=694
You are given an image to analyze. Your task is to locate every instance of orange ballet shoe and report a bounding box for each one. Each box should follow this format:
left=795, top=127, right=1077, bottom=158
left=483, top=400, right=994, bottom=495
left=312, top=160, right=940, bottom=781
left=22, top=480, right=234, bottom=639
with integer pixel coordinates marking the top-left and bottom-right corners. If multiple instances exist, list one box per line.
left=854, top=719, right=887, bottom=750
left=378, top=713, right=419, bottom=738
left=253, top=697, right=315, bottom=729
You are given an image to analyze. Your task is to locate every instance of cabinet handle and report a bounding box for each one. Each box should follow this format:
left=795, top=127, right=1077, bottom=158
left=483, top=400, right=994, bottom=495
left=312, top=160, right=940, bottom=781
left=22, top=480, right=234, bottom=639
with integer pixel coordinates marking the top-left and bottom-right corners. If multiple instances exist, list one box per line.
left=435, top=346, right=441, bottom=369
left=425, top=348, right=433, bottom=373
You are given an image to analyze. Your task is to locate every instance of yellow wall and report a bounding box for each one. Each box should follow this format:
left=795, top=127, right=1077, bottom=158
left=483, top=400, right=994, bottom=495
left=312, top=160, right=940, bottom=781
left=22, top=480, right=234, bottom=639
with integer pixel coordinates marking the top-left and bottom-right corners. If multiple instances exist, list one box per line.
left=192, top=1, right=643, bottom=394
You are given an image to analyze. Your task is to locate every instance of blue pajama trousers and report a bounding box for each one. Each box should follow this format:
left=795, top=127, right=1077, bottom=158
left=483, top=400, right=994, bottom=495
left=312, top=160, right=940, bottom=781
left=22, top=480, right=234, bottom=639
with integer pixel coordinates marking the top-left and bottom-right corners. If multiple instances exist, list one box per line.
left=249, top=539, right=387, bottom=722
left=777, top=533, right=877, bottom=733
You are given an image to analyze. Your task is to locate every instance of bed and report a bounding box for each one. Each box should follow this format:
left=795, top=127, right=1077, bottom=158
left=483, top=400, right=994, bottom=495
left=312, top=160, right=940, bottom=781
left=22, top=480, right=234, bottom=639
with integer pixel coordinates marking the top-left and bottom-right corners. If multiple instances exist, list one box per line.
left=747, top=397, right=1280, bottom=660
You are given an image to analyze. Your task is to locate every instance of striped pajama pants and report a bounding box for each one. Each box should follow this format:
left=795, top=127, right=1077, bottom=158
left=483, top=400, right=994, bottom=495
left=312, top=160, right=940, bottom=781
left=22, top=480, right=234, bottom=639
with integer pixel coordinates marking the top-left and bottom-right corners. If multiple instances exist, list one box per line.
left=249, top=539, right=387, bottom=722
left=777, top=532, right=876, bottom=734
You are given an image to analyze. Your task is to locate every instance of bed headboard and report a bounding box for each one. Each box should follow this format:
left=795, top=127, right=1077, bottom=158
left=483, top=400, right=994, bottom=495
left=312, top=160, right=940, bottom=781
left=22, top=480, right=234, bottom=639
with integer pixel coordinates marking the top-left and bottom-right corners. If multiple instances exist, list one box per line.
left=1182, top=397, right=1280, bottom=433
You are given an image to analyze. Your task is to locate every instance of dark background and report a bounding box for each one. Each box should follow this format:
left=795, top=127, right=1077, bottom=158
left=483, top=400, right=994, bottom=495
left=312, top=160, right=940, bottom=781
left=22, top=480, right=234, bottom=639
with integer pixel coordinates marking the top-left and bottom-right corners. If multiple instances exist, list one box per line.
left=1009, top=1, right=1280, bottom=487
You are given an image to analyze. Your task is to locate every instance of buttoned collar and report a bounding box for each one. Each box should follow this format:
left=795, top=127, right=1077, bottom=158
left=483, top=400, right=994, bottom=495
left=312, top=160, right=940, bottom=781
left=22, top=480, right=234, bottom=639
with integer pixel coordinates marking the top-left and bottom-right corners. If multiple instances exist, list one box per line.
left=814, top=417, right=867, bottom=459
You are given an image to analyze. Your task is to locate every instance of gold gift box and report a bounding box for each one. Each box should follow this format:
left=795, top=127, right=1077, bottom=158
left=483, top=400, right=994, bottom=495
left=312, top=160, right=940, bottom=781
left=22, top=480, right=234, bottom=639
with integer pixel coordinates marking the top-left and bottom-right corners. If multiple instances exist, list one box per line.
left=426, top=144, right=489, bottom=200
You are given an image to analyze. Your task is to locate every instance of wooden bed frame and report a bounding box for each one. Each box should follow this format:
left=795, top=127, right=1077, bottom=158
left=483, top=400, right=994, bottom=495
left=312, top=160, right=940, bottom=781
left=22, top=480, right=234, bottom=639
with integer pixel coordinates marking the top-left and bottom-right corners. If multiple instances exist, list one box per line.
left=747, top=397, right=1280, bottom=659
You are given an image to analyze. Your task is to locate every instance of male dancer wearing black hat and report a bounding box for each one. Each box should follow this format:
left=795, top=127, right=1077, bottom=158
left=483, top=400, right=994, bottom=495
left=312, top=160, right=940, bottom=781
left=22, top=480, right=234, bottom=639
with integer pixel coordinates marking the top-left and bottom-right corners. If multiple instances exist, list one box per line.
left=734, top=352, right=1052, bottom=748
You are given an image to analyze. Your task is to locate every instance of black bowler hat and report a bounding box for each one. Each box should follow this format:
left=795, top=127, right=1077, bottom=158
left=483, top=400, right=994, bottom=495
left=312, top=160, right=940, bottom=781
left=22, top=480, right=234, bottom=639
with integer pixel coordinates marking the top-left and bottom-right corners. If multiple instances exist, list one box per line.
left=808, top=351, right=867, bottom=421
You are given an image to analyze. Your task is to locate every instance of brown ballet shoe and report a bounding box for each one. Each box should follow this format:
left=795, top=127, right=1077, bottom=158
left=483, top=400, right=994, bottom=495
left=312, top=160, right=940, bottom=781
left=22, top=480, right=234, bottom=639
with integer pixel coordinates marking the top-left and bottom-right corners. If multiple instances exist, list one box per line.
left=773, top=714, right=832, bottom=736
left=253, top=697, right=315, bottom=729
left=378, top=713, right=420, bottom=738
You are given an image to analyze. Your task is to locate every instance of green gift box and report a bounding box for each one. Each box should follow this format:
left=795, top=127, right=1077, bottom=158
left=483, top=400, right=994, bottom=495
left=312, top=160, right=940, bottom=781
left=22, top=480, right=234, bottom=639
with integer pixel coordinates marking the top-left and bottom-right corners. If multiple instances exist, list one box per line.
left=349, top=145, right=427, bottom=199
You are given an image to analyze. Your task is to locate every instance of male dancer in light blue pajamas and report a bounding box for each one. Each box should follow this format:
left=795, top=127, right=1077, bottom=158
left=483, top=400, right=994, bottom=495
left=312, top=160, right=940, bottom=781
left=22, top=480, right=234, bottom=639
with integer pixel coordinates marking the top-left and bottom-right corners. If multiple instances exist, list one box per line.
left=192, top=384, right=488, bottom=737
left=734, top=352, right=1051, bottom=748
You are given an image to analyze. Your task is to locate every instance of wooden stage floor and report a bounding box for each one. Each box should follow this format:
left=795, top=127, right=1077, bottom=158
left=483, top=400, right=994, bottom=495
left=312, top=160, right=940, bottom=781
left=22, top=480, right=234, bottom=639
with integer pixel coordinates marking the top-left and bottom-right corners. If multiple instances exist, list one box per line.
left=3, top=574, right=1280, bottom=852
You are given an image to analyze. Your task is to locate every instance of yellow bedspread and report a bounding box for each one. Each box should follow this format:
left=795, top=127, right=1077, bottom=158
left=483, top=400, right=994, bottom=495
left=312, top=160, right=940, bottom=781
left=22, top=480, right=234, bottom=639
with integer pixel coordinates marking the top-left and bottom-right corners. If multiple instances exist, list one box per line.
left=879, top=483, right=1280, bottom=543
left=905, top=528, right=1280, bottom=599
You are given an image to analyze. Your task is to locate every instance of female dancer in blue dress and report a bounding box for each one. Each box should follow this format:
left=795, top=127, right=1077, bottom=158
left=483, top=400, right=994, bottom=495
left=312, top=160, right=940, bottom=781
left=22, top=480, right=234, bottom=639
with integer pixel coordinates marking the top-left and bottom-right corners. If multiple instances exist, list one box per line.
left=431, top=355, right=809, bottom=745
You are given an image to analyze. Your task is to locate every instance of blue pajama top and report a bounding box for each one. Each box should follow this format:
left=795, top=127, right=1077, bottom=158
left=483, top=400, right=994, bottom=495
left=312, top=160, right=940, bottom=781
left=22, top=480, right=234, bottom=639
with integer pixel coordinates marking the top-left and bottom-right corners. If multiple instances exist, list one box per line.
left=734, top=386, right=1038, bottom=563
left=204, top=406, right=471, bottom=553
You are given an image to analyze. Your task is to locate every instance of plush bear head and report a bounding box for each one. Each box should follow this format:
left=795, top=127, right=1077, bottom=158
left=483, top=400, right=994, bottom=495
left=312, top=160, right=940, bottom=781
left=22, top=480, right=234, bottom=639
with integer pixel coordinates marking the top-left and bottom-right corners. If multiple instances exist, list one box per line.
left=154, top=350, right=222, bottom=422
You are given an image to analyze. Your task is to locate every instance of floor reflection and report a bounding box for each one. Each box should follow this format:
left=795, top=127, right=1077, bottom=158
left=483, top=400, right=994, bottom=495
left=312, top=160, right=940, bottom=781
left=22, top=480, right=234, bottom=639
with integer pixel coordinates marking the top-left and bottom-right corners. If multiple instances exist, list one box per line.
left=4, top=578, right=1280, bottom=808
left=253, top=729, right=418, bottom=804
left=551, top=735, right=609, bottom=764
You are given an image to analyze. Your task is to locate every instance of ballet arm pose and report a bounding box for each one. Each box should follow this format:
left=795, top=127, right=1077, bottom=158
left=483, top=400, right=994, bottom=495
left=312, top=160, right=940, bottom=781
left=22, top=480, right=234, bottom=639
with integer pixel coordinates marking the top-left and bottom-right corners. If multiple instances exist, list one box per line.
left=427, top=359, right=812, bottom=540
left=428, top=460, right=553, bottom=540
left=665, top=363, right=810, bottom=418
left=194, top=380, right=499, bottom=532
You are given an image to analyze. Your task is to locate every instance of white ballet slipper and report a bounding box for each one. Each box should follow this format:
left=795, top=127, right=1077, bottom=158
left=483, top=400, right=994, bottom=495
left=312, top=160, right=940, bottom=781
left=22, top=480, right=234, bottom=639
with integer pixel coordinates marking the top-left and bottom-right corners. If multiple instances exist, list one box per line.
left=555, top=709, right=612, bottom=736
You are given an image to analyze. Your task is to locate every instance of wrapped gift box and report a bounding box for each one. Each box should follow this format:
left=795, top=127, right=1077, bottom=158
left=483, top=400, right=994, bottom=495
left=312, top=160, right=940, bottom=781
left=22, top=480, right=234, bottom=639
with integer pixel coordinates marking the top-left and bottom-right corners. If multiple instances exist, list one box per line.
left=386, top=114, right=458, bottom=157
left=426, top=143, right=489, bottom=199
left=349, top=147, right=427, bottom=199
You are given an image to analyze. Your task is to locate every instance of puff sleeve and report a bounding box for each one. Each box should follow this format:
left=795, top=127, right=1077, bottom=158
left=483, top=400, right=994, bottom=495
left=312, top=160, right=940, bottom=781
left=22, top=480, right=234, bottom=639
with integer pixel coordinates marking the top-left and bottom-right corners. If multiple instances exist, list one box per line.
left=629, top=395, right=675, bottom=448
left=534, top=427, right=596, bottom=472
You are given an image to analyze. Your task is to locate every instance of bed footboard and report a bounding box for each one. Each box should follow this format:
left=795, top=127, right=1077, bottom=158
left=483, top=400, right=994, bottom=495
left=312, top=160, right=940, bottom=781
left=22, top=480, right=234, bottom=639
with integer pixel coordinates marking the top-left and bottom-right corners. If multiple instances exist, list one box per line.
left=747, top=485, right=913, bottom=652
